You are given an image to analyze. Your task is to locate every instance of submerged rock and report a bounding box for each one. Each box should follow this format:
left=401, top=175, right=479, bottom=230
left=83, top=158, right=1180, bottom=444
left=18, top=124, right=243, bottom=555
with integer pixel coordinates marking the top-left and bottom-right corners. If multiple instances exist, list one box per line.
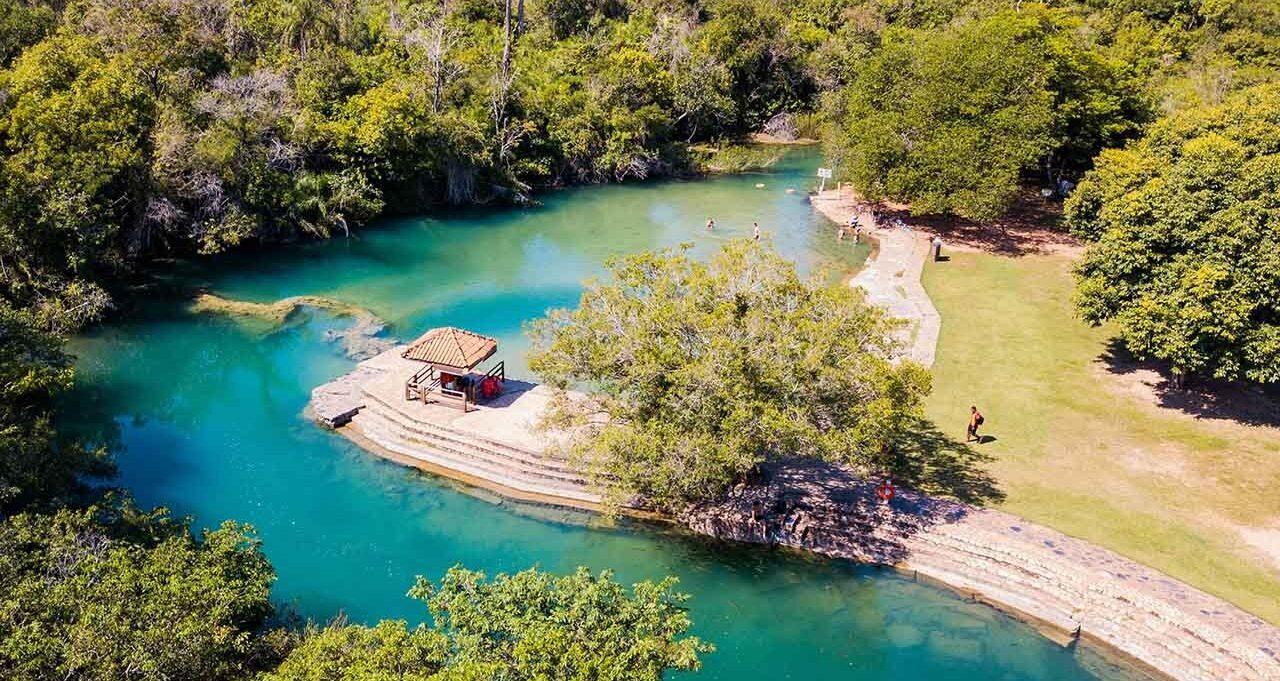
left=188, top=292, right=394, bottom=359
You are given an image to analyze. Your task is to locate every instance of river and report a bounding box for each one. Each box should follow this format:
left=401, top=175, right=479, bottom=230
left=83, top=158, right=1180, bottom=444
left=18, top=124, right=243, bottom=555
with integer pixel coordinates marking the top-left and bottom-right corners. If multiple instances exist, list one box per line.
left=67, top=149, right=1154, bottom=680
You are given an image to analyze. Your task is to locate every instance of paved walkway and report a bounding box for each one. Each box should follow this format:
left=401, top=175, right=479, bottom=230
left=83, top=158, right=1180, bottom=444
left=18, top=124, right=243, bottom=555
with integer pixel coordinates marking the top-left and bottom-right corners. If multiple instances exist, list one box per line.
left=812, top=188, right=940, bottom=366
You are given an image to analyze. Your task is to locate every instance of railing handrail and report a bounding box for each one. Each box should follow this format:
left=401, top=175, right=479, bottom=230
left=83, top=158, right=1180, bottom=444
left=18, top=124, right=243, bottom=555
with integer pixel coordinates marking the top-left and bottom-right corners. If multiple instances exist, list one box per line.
left=484, top=360, right=505, bottom=382
left=409, top=363, right=435, bottom=386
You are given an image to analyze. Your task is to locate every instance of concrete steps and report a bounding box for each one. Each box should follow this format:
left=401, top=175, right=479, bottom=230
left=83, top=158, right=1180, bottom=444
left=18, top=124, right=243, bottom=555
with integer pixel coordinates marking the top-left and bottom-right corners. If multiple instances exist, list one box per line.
left=362, top=391, right=581, bottom=475
left=351, top=398, right=599, bottom=505
left=904, top=528, right=1241, bottom=681
left=361, top=386, right=573, bottom=469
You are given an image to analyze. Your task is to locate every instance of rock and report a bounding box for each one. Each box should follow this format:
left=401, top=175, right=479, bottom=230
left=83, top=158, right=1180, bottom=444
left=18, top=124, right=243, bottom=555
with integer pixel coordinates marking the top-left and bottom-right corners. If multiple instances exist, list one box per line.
left=759, top=113, right=798, bottom=142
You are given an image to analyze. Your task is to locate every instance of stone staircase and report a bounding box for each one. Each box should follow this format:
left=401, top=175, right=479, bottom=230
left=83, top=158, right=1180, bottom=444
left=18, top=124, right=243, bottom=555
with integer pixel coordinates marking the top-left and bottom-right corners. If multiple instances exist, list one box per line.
left=349, top=385, right=601, bottom=505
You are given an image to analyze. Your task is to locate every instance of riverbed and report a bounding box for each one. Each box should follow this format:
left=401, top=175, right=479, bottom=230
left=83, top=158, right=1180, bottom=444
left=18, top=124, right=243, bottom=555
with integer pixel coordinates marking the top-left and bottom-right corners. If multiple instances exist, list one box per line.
left=67, top=150, right=1154, bottom=680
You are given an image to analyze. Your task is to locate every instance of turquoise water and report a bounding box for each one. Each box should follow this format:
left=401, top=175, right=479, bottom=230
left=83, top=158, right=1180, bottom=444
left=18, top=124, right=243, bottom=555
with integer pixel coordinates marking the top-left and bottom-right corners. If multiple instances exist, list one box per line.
left=68, top=151, right=1152, bottom=680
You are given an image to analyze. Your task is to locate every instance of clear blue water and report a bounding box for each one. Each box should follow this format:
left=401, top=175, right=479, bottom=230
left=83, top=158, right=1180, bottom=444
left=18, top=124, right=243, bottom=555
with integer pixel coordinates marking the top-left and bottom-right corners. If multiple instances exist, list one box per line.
left=67, top=150, right=1153, bottom=680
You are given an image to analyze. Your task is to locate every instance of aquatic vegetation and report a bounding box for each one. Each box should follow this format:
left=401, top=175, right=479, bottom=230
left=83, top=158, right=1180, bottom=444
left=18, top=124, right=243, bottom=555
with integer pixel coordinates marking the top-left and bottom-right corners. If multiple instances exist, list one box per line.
left=189, top=293, right=392, bottom=359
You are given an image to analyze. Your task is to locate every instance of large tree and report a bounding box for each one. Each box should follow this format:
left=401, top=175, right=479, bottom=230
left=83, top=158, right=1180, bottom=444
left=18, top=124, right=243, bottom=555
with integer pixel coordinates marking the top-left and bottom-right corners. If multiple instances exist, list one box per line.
left=825, top=5, right=1141, bottom=220
left=527, top=241, right=931, bottom=512
left=265, top=566, right=711, bottom=681
left=0, top=503, right=279, bottom=681
left=1067, top=83, right=1280, bottom=384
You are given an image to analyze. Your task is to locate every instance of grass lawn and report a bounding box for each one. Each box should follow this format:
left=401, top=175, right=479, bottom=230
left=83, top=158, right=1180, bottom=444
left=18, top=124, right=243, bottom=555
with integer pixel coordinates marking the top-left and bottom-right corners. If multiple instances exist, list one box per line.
left=921, top=250, right=1280, bottom=624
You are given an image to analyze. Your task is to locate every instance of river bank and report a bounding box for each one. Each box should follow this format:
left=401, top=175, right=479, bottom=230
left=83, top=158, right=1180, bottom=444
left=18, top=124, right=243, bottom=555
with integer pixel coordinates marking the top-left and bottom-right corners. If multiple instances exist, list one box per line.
left=72, top=149, right=1217, bottom=680
left=308, top=340, right=1280, bottom=681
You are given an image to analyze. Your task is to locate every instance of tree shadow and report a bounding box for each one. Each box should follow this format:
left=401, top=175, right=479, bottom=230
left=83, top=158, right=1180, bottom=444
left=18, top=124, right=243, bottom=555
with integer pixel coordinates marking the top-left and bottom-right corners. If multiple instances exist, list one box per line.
left=887, top=418, right=1006, bottom=506
left=677, top=421, right=1004, bottom=567
left=870, top=189, right=1077, bottom=257
left=1097, top=339, right=1280, bottom=429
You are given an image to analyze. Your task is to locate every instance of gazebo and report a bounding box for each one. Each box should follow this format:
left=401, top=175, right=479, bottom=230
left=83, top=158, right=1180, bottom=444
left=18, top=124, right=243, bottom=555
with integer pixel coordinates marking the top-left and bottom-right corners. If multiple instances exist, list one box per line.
left=402, top=327, right=504, bottom=411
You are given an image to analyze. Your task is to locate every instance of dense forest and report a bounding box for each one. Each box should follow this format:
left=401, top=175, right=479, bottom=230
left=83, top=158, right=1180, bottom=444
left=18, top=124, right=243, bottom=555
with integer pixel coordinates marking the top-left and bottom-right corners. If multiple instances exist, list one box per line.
left=0, top=0, right=1277, bottom=678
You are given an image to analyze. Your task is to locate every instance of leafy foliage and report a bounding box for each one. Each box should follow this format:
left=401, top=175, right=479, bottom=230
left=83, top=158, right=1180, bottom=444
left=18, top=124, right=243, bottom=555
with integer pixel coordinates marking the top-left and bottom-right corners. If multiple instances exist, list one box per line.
left=0, top=302, right=110, bottom=512
left=528, top=241, right=931, bottom=511
left=265, top=566, right=711, bottom=681
left=0, top=502, right=279, bottom=681
left=0, top=0, right=864, bottom=328
left=1067, top=83, right=1280, bottom=383
left=824, top=5, right=1143, bottom=220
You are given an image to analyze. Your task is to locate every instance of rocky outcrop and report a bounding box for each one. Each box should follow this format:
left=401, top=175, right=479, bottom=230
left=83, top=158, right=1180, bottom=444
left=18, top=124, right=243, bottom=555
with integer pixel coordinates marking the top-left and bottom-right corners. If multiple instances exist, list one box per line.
left=681, top=460, right=1280, bottom=681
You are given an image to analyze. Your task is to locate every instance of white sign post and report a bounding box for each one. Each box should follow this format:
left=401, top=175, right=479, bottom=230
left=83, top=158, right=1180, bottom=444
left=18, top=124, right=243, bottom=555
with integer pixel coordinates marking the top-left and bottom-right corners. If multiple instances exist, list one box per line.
left=817, top=167, right=832, bottom=193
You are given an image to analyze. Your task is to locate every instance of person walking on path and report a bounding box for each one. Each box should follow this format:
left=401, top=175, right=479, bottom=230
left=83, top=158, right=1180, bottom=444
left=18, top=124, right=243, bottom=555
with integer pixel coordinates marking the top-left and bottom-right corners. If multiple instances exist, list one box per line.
left=753, top=222, right=761, bottom=241
left=706, top=217, right=715, bottom=231
left=966, top=405, right=984, bottom=443
left=932, top=234, right=943, bottom=261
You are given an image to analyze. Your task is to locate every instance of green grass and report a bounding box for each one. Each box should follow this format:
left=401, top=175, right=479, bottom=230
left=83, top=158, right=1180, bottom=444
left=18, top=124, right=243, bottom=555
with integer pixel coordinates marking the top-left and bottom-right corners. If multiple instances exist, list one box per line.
left=922, top=251, right=1280, bottom=624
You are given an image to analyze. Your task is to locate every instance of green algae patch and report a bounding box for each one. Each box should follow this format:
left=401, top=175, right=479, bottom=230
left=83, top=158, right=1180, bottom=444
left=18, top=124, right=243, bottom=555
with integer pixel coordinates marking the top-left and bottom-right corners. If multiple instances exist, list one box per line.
left=188, top=293, right=392, bottom=358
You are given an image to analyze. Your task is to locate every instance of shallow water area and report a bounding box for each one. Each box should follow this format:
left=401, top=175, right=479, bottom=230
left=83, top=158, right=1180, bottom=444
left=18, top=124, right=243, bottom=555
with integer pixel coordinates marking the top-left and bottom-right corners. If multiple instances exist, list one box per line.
left=68, top=149, right=1156, bottom=680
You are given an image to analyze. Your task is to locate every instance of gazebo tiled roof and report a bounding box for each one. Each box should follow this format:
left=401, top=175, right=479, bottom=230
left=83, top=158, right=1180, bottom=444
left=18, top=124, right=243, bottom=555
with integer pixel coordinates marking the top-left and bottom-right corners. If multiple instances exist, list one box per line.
left=402, top=327, right=497, bottom=370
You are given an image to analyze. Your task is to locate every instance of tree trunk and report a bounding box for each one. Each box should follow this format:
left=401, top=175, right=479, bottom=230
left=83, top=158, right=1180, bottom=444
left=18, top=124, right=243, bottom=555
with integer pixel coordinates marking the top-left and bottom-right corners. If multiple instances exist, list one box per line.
left=501, top=0, right=512, bottom=75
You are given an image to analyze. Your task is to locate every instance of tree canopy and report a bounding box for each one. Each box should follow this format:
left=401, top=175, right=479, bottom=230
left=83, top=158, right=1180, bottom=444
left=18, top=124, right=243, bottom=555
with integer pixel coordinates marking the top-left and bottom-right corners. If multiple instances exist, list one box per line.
left=0, top=0, right=848, bottom=329
left=0, top=302, right=111, bottom=512
left=528, top=241, right=931, bottom=512
left=265, top=566, right=711, bottom=681
left=1067, top=83, right=1280, bottom=384
left=0, top=503, right=279, bottom=681
left=823, top=5, right=1145, bottom=220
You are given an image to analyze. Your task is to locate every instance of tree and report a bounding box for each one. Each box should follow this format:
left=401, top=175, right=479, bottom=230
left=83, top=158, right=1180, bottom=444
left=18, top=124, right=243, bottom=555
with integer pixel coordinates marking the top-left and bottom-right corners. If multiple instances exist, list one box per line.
left=826, top=5, right=1142, bottom=221
left=0, top=502, right=279, bottom=681
left=0, top=302, right=111, bottom=512
left=264, top=566, right=711, bottom=681
left=1067, top=83, right=1280, bottom=384
left=0, top=32, right=152, bottom=312
left=695, top=0, right=814, bottom=132
left=527, top=241, right=931, bottom=512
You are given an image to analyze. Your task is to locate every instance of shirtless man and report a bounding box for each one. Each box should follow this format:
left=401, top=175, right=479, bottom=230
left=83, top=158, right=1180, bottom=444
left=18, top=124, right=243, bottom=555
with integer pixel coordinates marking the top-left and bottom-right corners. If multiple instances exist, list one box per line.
left=967, top=405, right=984, bottom=442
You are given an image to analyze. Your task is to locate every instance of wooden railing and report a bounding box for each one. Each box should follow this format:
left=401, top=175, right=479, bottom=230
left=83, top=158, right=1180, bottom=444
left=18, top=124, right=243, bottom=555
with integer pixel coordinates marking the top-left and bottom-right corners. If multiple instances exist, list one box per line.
left=484, top=361, right=504, bottom=383
left=404, top=360, right=505, bottom=412
left=404, top=365, right=439, bottom=402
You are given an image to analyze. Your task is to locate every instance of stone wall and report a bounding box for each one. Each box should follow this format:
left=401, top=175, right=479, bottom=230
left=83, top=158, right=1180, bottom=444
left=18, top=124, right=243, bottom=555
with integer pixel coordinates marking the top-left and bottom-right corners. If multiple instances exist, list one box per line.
left=680, top=460, right=1280, bottom=681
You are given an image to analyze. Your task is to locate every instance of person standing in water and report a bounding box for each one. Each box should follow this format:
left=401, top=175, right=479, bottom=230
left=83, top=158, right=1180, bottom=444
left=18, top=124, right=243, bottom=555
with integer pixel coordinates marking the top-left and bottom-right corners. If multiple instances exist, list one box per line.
left=706, top=217, right=716, bottom=231
left=753, top=222, right=761, bottom=241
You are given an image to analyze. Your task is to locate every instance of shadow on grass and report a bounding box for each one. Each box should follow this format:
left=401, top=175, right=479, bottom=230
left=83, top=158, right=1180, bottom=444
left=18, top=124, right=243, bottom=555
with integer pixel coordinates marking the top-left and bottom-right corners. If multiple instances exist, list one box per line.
left=887, top=418, right=1006, bottom=506
left=1098, top=339, right=1280, bottom=429
left=870, top=189, right=1074, bottom=258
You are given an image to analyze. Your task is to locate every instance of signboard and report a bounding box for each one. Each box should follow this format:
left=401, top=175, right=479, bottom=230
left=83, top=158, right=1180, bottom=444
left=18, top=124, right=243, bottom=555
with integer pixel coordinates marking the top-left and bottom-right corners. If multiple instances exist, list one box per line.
left=817, top=167, right=833, bottom=192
